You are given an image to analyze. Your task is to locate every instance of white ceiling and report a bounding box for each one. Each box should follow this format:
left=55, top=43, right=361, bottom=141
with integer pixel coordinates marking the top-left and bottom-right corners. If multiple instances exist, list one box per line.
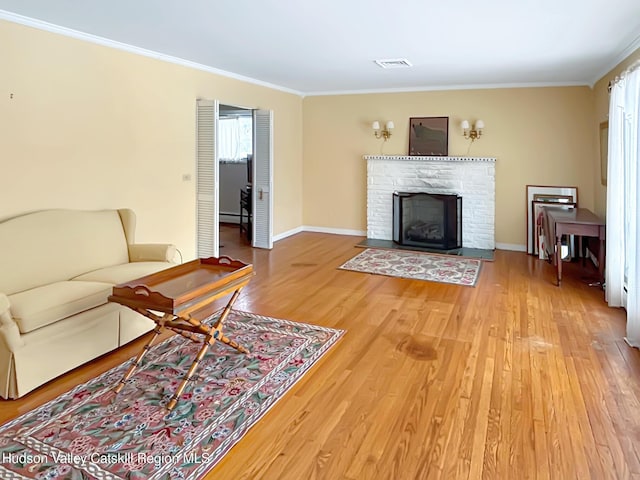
left=1, top=0, right=640, bottom=96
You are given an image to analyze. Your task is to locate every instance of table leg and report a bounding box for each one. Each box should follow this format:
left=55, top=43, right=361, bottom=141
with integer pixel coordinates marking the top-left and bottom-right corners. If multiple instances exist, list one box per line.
left=212, top=289, right=241, bottom=330
left=167, top=334, right=215, bottom=411
left=598, top=236, right=605, bottom=286
left=217, top=332, right=250, bottom=354
left=166, top=288, right=248, bottom=411
left=556, top=235, right=563, bottom=286
left=212, top=288, right=249, bottom=353
left=114, top=317, right=168, bottom=394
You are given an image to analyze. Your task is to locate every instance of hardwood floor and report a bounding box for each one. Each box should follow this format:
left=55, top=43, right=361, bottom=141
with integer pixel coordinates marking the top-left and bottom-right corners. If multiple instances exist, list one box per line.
left=219, top=222, right=250, bottom=251
left=1, top=233, right=638, bottom=479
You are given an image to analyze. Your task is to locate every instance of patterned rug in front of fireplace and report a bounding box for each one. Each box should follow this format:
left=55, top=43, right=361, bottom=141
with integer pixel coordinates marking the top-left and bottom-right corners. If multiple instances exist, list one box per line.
left=338, top=248, right=482, bottom=286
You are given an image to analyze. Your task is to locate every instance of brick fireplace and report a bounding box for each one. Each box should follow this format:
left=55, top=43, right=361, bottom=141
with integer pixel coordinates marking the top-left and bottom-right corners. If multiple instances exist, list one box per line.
left=364, top=155, right=496, bottom=250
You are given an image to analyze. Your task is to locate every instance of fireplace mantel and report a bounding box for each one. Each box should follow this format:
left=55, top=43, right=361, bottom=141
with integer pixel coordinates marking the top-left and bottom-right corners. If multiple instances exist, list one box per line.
left=364, top=155, right=496, bottom=163
left=365, top=155, right=496, bottom=249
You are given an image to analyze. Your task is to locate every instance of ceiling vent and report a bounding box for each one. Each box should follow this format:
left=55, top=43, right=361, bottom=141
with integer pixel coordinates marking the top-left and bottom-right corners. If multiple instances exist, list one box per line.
left=374, top=58, right=413, bottom=69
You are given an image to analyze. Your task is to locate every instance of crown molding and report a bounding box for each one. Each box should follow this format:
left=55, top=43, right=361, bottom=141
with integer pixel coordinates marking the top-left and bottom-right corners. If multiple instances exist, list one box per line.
left=590, top=33, right=640, bottom=87
left=304, top=80, right=589, bottom=97
left=0, top=10, right=304, bottom=97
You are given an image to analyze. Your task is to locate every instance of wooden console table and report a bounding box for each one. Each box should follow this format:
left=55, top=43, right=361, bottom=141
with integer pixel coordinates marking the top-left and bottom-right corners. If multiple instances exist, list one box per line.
left=108, top=256, right=254, bottom=410
left=546, top=208, right=605, bottom=287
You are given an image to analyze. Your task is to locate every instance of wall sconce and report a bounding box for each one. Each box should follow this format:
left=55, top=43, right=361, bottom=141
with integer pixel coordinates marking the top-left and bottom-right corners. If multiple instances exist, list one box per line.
left=372, top=120, right=394, bottom=141
left=461, top=119, right=484, bottom=141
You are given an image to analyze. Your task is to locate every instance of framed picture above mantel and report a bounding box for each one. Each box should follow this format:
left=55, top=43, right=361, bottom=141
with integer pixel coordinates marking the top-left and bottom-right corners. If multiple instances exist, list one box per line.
left=408, top=117, right=449, bottom=156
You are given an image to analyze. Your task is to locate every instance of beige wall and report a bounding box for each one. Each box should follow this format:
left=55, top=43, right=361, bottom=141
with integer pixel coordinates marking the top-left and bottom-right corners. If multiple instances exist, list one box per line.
left=303, top=87, right=596, bottom=247
left=3, top=17, right=635, bottom=254
left=592, top=47, right=640, bottom=218
left=0, top=20, right=303, bottom=259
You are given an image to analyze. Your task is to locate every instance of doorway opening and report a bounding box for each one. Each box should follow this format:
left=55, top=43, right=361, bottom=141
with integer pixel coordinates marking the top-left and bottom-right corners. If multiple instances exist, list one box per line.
left=218, top=104, right=253, bottom=250
left=195, top=99, right=273, bottom=259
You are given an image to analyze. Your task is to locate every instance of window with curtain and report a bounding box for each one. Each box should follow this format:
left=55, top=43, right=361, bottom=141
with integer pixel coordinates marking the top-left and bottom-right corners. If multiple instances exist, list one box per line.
left=606, top=61, right=640, bottom=347
left=218, top=116, right=252, bottom=162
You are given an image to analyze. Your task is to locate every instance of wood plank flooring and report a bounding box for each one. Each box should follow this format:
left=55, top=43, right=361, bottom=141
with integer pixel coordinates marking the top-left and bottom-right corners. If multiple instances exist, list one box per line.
left=1, top=232, right=638, bottom=479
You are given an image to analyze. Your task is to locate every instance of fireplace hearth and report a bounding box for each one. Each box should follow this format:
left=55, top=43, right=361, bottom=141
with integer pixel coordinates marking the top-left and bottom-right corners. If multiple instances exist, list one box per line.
left=393, top=192, right=462, bottom=249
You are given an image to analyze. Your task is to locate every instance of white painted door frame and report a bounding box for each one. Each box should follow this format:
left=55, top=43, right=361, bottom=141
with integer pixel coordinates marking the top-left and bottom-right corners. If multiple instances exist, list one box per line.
left=195, top=101, right=273, bottom=256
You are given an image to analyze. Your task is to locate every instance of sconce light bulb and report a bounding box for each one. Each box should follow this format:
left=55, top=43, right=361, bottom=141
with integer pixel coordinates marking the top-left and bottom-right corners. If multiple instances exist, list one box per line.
left=461, top=120, right=470, bottom=130
left=372, top=121, right=380, bottom=131
left=475, top=120, right=485, bottom=130
left=386, top=121, right=394, bottom=130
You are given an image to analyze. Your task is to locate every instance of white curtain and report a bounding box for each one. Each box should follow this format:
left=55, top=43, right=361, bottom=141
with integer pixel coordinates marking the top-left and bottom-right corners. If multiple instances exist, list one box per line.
left=218, top=116, right=252, bottom=162
left=606, top=65, right=640, bottom=346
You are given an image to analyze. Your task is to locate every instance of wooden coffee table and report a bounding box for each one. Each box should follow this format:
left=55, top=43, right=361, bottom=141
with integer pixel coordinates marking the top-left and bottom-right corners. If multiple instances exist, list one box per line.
left=108, top=256, right=254, bottom=410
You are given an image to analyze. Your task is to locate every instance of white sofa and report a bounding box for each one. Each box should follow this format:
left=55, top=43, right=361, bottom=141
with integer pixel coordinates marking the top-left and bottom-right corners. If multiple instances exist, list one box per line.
left=0, top=208, right=177, bottom=399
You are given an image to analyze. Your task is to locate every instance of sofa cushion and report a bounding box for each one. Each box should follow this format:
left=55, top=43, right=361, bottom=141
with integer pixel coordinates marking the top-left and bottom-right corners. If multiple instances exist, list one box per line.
left=9, top=281, right=113, bottom=334
left=72, top=261, right=173, bottom=285
left=0, top=210, right=129, bottom=295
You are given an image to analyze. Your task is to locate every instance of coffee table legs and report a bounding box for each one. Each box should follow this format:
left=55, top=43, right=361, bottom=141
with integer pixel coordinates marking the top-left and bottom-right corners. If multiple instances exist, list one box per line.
left=167, top=334, right=215, bottom=410
left=217, top=333, right=250, bottom=354
left=210, top=289, right=250, bottom=354
left=115, top=290, right=249, bottom=410
left=166, top=288, right=247, bottom=411
left=114, top=315, right=169, bottom=394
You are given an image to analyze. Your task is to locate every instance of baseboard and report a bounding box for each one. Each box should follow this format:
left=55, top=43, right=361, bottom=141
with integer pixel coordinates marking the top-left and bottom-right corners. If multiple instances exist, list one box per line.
left=220, top=213, right=240, bottom=224
left=274, top=231, right=525, bottom=252
left=302, top=226, right=367, bottom=236
left=495, top=242, right=527, bottom=252
left=273, top=226, right=304, bottom=242
left=586, top=247, right=599, bottom=267
left=273, top=225, right=367, bottom=243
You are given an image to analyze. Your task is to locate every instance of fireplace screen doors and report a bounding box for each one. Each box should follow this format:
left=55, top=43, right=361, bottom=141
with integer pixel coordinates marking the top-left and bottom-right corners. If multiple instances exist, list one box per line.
left=393, top=192, right=462, bottom=249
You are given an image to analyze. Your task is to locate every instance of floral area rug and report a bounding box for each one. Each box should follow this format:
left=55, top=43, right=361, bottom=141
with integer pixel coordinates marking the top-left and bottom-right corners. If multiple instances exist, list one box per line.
left=339, top=248, right=482, bottom=286
left=0, top=311, right=344, bottom=479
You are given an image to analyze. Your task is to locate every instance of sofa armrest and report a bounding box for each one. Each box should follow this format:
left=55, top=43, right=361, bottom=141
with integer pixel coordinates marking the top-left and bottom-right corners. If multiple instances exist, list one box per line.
left=0, top=294, right=24, bottom=351
left=128, top=243, right=177, bottom=263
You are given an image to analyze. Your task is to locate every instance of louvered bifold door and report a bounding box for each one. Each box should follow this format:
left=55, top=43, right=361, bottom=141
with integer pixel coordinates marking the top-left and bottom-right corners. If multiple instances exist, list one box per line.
left=196, top=99, right=219, bottom=258
left=252, top=109, right=273, bottom=249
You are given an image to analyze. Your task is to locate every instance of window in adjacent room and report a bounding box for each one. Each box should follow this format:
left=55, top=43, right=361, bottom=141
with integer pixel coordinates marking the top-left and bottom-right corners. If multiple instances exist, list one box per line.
left=218, top=114, right=252, bottom=163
